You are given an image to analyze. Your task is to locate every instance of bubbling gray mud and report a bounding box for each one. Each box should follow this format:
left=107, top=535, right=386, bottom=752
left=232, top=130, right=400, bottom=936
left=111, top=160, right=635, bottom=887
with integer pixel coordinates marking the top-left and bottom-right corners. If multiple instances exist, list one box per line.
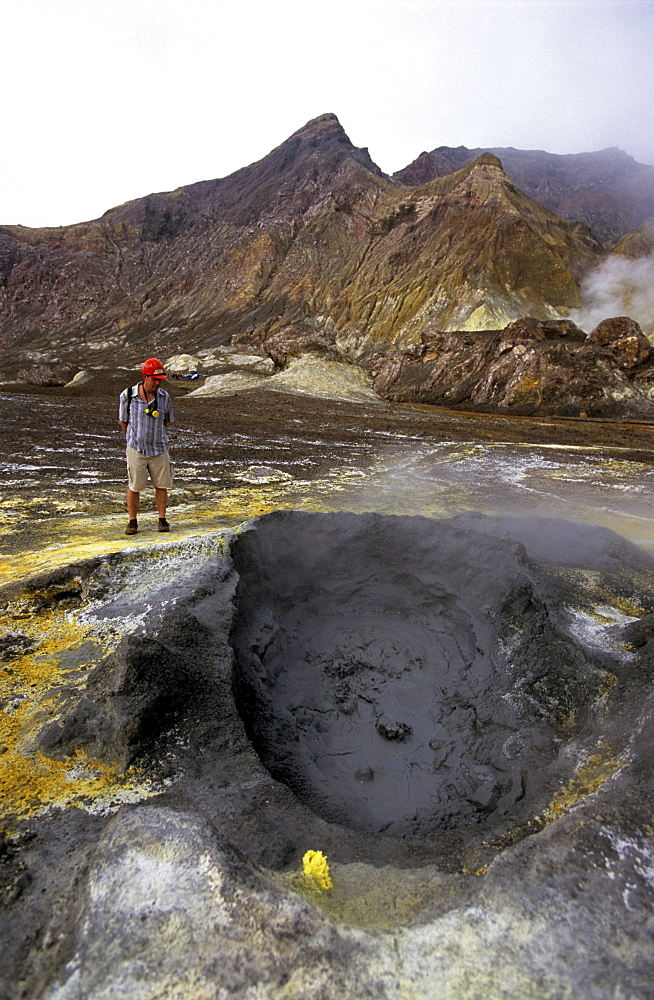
left=230, top=512, right=618, bottom=838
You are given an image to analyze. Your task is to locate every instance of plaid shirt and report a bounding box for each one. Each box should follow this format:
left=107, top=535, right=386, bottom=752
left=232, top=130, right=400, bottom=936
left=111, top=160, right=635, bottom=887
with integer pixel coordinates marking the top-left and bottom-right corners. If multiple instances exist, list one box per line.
left=119, top=384, right=174, bottom=457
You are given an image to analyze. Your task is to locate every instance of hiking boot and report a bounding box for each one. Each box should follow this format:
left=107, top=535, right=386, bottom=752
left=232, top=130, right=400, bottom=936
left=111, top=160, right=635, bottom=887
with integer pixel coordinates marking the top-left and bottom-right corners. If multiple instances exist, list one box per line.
left=158, top=518, right=170, bottom=532
left=125, top=519, right=138, bottom=535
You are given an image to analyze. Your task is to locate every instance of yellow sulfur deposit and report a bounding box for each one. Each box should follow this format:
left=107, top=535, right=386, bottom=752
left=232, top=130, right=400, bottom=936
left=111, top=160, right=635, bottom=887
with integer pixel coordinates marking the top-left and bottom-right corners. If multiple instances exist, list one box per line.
left=539, top=745, right=625, bottom=823
left=0, top=589, right=153, bottom=826
left=302, top=850, right=333, bottom=891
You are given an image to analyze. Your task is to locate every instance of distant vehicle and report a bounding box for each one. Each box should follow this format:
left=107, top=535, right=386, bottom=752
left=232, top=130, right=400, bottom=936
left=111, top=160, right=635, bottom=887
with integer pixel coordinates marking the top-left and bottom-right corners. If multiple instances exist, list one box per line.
left=170, top=371, right=202, bottom=381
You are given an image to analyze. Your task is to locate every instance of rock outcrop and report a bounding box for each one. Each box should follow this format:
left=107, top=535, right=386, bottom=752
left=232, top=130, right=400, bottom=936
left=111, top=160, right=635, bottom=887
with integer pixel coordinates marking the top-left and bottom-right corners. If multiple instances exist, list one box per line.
left=368, top=316, right=654, bottom=417
left=393, top=145, right=654, bottom=245
left=188, top=354, right=383, bottom=405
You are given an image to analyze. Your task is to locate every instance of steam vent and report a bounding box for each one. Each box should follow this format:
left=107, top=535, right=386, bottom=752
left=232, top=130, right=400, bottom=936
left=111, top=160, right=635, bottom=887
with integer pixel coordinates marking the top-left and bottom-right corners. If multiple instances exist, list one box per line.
left=3, top=511, right=654, bottom=999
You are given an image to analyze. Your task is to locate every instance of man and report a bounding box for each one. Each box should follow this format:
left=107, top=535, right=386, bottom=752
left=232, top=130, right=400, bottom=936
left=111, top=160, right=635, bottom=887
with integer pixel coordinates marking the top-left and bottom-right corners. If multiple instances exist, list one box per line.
left=118, top=358, right=174, bottom=535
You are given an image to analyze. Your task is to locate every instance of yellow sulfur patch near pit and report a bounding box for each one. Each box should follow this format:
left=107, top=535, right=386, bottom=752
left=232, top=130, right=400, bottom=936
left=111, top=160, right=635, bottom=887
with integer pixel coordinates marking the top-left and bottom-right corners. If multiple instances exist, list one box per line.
left=539, top=746, right=626, bottom=824
left=0, top=592, right=152, bottom=828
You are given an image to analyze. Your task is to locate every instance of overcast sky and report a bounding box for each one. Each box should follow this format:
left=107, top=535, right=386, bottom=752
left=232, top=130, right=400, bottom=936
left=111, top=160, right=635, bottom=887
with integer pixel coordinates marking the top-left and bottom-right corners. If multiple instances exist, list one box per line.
left=2, top=0, right=653, bottom=228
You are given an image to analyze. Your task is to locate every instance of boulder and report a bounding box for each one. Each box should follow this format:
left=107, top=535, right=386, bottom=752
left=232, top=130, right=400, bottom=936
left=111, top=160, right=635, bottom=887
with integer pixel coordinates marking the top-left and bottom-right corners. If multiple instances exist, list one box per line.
left=586, top=316, right=653, bottom=369
left=188, top=354, right=383, bottom=405
left=164, top=353, right=201, bottom=373
left=259, top=327, right=340, bottom=368
left=64, top=370, right=94, bottom=387
left=266, top=355, right=383, bottom=404
left=499, top=317, right=586, bottom=344
left=227, top=353, right=275, bottom=373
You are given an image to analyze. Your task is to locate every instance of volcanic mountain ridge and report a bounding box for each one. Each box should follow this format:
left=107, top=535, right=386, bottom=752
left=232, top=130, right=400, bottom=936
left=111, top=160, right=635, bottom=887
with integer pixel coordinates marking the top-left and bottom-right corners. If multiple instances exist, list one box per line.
left=0, top=114, right=611, bottom=369
left=393, top=144, right=654, bottom=245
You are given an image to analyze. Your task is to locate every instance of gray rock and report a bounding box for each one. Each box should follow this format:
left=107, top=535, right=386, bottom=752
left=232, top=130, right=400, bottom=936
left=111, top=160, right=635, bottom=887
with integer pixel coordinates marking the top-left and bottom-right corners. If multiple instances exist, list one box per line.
left=43, top=807, right=375, bottom=1000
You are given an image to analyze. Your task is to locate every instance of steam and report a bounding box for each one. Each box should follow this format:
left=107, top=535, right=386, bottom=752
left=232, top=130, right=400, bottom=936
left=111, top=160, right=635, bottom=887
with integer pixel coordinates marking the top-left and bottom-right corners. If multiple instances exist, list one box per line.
left=570, top=252, right=654, bottom=339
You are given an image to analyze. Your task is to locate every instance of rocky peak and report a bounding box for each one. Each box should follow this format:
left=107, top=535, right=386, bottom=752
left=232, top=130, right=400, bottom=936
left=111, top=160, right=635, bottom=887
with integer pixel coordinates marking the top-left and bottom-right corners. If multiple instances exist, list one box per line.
left=412, top=153, right=522, bottom=211
left=288, top=112, right=346, bottom=141
left=82, top=114, right=383, bottom=236
left=279, top=112, right=385, bottom=178
left=470, top=152, right=504, bottom=171
left=446, top=153, right=513, bottom=203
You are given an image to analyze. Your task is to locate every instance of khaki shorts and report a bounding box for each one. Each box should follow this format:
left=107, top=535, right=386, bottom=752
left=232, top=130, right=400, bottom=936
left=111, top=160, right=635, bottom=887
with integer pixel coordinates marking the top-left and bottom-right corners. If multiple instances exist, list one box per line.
left=126, top=446, right=173, bottom=492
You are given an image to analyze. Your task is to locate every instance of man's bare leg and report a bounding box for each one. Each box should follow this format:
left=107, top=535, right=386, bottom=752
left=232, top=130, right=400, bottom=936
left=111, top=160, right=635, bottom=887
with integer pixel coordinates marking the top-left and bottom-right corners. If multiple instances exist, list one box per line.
left=127, top=489, right=140, bottom=519
left=155, top=488, right=167, bottom=519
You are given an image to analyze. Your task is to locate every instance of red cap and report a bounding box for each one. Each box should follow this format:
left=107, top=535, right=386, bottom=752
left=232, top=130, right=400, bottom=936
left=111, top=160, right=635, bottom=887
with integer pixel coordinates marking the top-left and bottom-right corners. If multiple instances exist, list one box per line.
left=141, top=358, right=167, bottom=378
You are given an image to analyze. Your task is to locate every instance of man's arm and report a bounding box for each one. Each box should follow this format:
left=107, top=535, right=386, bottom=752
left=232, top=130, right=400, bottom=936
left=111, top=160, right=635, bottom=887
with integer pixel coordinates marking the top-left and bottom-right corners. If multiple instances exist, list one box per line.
left=118, top=388, right=130, bottom=433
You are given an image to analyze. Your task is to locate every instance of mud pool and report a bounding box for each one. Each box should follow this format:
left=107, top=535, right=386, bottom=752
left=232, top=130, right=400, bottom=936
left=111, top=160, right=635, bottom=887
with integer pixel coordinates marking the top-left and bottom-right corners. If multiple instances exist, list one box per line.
left=2, top=381, right=654, bottom=999
left=231, top=512, right=647, bottom=841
